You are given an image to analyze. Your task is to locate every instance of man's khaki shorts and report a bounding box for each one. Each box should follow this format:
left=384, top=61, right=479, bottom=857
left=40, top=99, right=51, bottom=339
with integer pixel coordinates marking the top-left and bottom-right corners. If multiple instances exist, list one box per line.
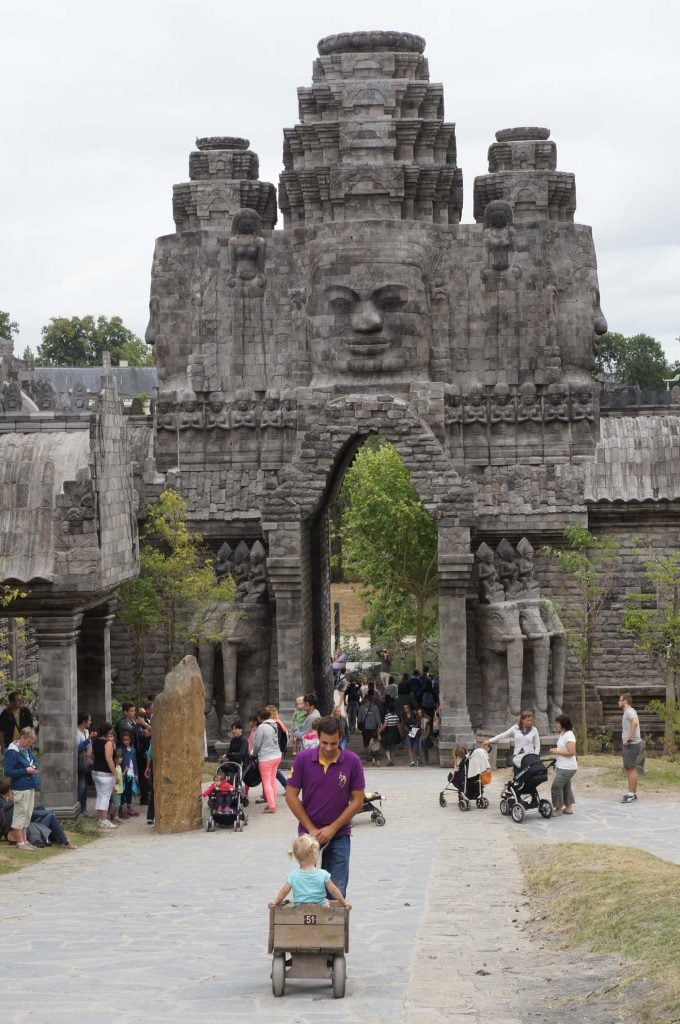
left=12, top=789, right=35, bottom=830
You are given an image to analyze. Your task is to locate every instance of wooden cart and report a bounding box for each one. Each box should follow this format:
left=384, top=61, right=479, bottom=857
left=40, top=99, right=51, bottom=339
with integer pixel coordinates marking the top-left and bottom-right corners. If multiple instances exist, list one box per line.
left=267, top=902, right=350, bottom=998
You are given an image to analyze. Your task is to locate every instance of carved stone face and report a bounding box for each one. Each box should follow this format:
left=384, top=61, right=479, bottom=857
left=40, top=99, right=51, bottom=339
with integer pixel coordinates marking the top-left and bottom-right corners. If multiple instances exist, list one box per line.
left=307, top=255, right=431, bottom=384
left=467, top=389, right=485, bottom=407
left=560, top=269, right=608, bottom=371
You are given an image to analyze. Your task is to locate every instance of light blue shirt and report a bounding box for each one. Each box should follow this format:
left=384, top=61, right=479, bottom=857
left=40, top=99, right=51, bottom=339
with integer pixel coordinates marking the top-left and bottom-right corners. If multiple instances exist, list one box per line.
left=287, top=867, right=331, bottom=906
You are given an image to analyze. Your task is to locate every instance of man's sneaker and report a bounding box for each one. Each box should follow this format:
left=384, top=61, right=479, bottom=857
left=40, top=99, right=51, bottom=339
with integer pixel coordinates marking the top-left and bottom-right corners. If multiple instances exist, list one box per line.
left=99, top=819, right=117, bottom=829
left=621, top=793, right=638, bottom=803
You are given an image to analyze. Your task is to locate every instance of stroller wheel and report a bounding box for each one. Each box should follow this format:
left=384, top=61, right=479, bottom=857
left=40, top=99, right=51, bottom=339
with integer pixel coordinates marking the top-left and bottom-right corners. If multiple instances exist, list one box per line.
left=458, top=799, right=469, bottom=812
left=374, top=812, right=386, bottom=826
left=511, top=803, right=525, bottom=823
left=206, top=819, right=215, bottom=832
left=480, top=797, right=489, bottom=810
left=370, top=811, right=377, bottom=821
left=499, top=798, right=510, bottom=816
left=539, top=799, right=553, bottom=819
left=439, top=794, right=447, bottom=807
left=241, top=811, right=248, bottom=826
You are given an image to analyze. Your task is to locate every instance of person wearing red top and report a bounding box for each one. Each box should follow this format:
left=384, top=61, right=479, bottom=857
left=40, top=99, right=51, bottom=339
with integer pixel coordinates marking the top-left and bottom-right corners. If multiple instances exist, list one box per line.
left=201, top=770, right=234, bottom=812
left=285, top=715, right=365, bottom=896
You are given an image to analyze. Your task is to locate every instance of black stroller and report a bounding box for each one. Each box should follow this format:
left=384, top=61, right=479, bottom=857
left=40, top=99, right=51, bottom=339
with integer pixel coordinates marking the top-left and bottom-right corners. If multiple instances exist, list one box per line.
left=356, top=791, right=386, bottom=826
left=499, top=753, right=555, bottom=823
left=206, top=760, right=248, bottom=833
left=439, top=754, right=490, bottom=812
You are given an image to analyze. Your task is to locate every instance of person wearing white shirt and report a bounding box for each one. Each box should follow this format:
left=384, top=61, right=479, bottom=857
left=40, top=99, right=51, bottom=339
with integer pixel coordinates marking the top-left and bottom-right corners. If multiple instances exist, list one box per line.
left=549, top=714, right=578, bottom=815
left=486, top=710, right=540, bottom=770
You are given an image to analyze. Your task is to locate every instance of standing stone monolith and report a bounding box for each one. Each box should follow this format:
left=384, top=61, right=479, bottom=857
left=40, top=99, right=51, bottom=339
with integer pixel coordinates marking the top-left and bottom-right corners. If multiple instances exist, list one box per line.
left=152, top=655, right=205, bottom=833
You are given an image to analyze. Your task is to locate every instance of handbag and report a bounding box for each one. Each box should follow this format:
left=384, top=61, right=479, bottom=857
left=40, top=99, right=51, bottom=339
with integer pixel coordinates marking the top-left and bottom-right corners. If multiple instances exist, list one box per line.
left=242, top=756, right=261, bottom=787
left=78, top=744, right=94, bottom=772
left=367, top=736, right=382, bottom=754
left=480, top=770, right=492, bottom=786
left=408, top=726, right=421, bottom=739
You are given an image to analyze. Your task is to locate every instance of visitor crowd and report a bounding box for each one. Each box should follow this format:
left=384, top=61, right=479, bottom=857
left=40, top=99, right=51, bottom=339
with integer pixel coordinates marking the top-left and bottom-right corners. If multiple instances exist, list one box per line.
left=0, top=674, right=645, bottom=874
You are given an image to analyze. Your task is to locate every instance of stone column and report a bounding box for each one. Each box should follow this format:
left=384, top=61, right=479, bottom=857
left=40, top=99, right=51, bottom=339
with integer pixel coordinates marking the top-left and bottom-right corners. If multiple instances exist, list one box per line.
left=437, top=524, right=474, bottom=760
left=32, top=612, right=84, bottom=816
left=264, top=520, right=308, bottom=720
left=77, top=604, right=114, bottom=727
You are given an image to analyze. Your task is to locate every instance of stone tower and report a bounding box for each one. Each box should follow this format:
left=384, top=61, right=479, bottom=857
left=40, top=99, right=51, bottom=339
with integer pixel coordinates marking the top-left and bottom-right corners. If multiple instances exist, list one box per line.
left=144, top=31, right=609, bottom=750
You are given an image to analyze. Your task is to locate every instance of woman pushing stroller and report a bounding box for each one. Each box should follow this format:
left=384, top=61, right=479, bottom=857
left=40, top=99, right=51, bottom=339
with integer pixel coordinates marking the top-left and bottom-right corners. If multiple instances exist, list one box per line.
left=485, top=710, right=540, bottom=771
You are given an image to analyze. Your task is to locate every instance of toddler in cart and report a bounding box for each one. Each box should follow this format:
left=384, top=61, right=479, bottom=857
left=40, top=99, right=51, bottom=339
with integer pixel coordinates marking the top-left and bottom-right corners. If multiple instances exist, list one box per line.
left=269, top=835, right=351, bottom=909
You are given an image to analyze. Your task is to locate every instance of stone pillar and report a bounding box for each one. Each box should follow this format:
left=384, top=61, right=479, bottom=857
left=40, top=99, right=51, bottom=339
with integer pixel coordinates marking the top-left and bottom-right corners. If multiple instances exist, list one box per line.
left=437, top=524, right=474, bottom=760
left=264, top=520, right=309, bottom=720
left=153, top=655, right=205, bottom=834
left=32, top=612, right=83, bottom=816
left=221, top=637, right=239, bottom=707
left=77, top=604, right=114, bottom=727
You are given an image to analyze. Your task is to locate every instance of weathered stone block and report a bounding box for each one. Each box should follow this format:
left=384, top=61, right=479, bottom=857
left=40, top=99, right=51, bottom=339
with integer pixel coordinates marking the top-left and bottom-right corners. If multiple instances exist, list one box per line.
left=152, top=655, right=205, bottom=834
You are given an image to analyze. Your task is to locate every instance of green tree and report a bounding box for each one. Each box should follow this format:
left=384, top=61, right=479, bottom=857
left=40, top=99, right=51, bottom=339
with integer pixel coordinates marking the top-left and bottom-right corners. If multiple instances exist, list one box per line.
left=623, top=549, right=680, bottom=754
left=0, top=585, right=35, bottom=709
left=337, top=441, right=438, bottom=669
left=35, top=315, right=153, bottom=367
left=541, top=525, right=619, bottom=754
left=116, top=490, right=235, bottom=689
left=0, top=311, right=19, bottom=341
left=595, top=332, right=678, bottom=389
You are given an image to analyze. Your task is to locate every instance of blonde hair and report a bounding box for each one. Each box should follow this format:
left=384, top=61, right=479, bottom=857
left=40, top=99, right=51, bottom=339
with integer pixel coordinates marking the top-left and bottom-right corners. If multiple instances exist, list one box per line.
left=267, top=705, right=279, bottom=719
left=290, top=834, right=320, bottom=865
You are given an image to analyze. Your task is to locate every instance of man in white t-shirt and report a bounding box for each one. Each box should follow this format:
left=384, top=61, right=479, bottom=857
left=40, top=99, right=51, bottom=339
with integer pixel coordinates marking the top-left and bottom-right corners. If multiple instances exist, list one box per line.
left=618, top=692, right=641, bottom=804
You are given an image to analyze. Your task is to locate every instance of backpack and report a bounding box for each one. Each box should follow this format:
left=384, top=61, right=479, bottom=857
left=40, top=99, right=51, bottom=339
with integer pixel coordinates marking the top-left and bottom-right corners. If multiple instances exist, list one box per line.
left=275, top=721, right=288, bottom=755
left=27, top=821, right=52, bottom=847
left=421, top=690, right=435, bottom=712
left=359, top=702, right=381, bottom=732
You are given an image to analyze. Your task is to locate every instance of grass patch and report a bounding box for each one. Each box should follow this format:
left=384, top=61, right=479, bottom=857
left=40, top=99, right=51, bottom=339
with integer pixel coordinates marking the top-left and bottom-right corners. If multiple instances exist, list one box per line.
left=0, top=818, right=99, bottom=874
left=579, top=753, right=680, bottom=789
left=526, top=843, right=680, bottom=1022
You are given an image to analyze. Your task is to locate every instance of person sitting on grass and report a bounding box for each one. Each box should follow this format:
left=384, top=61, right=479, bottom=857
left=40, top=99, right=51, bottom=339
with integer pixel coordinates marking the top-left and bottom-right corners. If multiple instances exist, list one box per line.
left=269, top=835, right=351, bottom=909
left=0, top=778, right=76, bottom=849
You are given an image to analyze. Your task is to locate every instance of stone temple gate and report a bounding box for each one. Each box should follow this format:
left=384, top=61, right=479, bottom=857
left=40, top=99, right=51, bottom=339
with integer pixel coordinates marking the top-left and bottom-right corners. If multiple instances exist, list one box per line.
left=143, top=29, right=610, bottom=753
left=4, top=30, right=679, bottom=794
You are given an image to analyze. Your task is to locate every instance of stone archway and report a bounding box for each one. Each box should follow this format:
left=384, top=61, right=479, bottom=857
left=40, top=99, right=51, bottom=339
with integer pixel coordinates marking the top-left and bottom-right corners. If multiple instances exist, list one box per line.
left=262, top=392, right=475, bottom=754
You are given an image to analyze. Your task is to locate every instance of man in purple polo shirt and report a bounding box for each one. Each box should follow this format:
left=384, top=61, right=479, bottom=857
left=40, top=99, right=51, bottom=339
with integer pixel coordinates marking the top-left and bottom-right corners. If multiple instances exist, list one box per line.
left=286, top=715, right=365, bottom=896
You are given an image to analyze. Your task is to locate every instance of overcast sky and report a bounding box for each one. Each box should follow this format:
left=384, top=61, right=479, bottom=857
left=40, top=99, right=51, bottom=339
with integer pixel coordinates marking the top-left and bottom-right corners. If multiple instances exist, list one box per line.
left=3, top=0, right=679, bottom=360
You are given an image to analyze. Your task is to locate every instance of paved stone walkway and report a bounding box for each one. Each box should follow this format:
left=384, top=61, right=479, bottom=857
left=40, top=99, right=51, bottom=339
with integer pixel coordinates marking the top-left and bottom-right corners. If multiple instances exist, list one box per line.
left=1, top=768, right=675, bottom=1023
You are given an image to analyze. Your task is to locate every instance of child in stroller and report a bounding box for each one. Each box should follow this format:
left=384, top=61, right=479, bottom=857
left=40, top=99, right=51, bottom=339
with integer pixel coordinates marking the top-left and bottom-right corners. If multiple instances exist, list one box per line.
left=499, top=752, right=556, bottom=823
left=439, top=745, right=491, bottom=811
left=203, top=761, right=248, bottom=832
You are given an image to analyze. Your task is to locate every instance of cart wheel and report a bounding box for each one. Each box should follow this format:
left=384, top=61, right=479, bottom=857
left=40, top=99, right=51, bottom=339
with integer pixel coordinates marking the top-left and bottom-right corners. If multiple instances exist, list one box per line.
left=481, top=797, right=489, bottom=809
left=499, top=798, right=510, bottom=816
left=539, top=799, right=553, bottom=819
left=332, top=954, right=346, bottom=999
left=439, top=794, right=447, bottom=808
left=511, top=803, right=525, bottom=823
left=272, top=953, right=286, bottom=997
left=374, top=812, right=386, bottom=826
